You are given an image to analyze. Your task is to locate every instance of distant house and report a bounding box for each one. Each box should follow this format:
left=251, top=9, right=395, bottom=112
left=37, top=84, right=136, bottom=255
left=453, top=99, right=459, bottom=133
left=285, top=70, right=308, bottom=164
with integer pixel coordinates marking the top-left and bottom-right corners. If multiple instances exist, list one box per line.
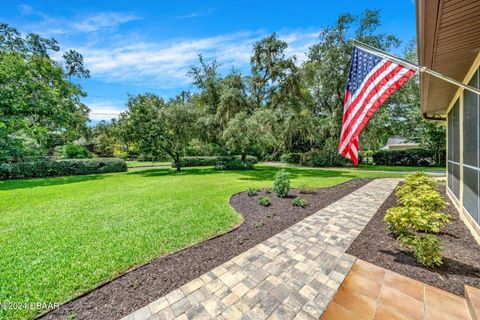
left=380, top=136, right=420, bottom=151
left=417, top=0, right=480, bottom=239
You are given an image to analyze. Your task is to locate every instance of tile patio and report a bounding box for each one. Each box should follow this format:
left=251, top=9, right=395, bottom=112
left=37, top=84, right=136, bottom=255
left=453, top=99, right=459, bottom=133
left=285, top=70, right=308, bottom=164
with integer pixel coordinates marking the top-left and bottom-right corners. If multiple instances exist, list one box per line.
left=321, top=259, right=474, bottom=320
left=123, top=178, right=400, bottom=320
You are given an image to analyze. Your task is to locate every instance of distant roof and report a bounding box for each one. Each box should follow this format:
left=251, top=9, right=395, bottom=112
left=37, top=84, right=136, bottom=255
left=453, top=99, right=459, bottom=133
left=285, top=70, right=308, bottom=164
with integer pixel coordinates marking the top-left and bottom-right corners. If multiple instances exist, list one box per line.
left=381, top=135, right=420, bottom=150
left=385, top=135, right=408, bottom=145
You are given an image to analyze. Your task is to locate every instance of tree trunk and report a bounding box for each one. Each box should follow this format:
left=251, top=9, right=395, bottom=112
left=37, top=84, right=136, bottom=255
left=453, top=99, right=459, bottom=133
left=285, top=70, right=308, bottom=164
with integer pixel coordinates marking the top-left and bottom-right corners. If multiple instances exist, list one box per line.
left=241, top=150, right=247, bottom=162
left=174, top=153, right=181, bottom=172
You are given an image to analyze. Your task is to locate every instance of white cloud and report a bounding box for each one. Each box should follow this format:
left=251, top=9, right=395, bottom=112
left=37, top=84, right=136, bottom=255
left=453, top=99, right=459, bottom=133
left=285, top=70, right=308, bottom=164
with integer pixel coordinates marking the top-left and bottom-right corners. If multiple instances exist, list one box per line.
left=176, top=8, right=217, bottom=19
left=17, top=6, right=138, bottom=35
left=72, top=12, right=138, bottom=33
left=18, top=4, right=34, bottom=16
left=87, top=101, right=124, bottom=121
left=76, top=30, right=320, bottom=89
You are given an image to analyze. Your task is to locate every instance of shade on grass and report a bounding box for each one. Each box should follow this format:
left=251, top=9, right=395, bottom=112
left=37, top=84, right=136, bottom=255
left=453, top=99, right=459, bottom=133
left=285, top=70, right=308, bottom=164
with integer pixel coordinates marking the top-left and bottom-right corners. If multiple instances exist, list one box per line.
left=126, top=160, right=170, bottom=168
left=355, top=164, right=445, bottom=172
left=0, top=165, right=403, bottom=319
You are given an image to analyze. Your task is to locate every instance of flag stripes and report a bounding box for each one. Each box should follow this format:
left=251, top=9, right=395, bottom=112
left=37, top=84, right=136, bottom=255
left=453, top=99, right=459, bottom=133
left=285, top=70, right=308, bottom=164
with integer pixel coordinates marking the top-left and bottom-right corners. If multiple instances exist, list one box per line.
left=338, top=46, right=415, bottom=166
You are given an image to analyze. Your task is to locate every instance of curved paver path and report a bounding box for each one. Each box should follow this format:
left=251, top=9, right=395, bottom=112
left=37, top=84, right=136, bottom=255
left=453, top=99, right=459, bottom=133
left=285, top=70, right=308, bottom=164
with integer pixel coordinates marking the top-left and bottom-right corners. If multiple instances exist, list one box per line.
left=123, top=178, right=400, bottom=320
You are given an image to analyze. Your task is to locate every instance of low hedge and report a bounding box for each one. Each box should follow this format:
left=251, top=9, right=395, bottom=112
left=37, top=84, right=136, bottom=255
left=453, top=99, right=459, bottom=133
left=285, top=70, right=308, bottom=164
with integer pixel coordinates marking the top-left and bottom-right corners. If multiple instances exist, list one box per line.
left=280, top=153, right=302, bottom=164
left=299, top=149, right=349, bottom=167
left=214, top=159, right=254, bottom=170
left=0, top=158, right=127, bottom=180
left=173, top=155, right=258, bottom=168
left=372, top=149, right=445, bottom=166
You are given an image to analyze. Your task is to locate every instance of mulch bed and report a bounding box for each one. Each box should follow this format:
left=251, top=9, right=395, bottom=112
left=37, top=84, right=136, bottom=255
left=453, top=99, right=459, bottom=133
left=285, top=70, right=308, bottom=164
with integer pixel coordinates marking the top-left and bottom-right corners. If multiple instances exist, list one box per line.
left=347, top=184, right=480, bottom=296
left=39, top=179, right=370, bottom=320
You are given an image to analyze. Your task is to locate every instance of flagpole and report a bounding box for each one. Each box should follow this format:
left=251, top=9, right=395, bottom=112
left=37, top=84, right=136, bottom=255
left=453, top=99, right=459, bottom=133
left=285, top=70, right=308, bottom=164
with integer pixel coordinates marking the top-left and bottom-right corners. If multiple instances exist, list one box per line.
left=352, top=39, right=480, bottom=97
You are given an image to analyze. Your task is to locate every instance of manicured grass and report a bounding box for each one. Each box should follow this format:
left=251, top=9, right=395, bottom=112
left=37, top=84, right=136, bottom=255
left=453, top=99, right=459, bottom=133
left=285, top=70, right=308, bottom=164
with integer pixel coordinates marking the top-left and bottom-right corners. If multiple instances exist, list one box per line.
left=126, top=160, right=170, bottom=167
left=0, top=165, right=403, bottom=319
left=356, top=164, right=445, bottom=172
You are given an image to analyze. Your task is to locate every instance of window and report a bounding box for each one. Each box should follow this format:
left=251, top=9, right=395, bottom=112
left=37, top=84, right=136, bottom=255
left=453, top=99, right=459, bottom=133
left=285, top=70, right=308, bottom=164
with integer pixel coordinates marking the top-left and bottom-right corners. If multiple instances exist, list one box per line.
left=448, top=100, right=460, bottom=200
left=462, top=70, right=479, bottom=222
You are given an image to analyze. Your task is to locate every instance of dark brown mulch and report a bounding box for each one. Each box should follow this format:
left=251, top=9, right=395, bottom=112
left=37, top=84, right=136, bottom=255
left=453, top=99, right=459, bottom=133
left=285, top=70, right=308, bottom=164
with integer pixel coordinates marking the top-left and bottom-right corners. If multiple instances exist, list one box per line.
left=39, top=179, right=370, bottom=320
left=347, top=184, right=480, bottom=296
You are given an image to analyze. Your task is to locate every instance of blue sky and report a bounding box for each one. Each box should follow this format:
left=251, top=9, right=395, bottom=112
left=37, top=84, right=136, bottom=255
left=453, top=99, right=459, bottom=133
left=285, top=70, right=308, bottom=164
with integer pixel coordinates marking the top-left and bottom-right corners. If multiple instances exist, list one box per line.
left=1, top=1, right=416, bottom=123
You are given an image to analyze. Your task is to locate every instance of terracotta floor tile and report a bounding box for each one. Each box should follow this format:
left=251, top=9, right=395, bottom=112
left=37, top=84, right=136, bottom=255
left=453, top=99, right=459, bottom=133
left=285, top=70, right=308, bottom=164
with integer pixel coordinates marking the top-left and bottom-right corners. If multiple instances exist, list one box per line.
left=383, top=271, right=425, bottom=302
left=320, top=302, right=361, bottom=320
left=332, top=285, right=376, bottom=319
left=379, top=286, right=424, bottom=320
left=342, top=271, right=382, bottom=299
left=424, top=286, right=471, bottom=320
left=350, top=259, right=385, bottom=283
left=466, top=285, right=480, bottom=311
left=426, top=306, right=467, bottom=320
left=373, top=304, right=410, bottom=320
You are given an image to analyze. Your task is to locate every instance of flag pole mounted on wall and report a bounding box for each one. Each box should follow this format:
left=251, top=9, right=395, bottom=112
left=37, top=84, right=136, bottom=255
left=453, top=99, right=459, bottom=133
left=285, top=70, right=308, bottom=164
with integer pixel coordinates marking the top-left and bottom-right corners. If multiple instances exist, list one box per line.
left=352, top=39, right=480, bottom=96
left=338, top=39, right=480, bottom=167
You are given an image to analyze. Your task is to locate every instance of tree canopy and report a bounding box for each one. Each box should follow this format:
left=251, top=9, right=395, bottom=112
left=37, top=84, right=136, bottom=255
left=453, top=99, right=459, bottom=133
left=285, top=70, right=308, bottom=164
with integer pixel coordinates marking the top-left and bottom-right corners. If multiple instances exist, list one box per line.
left=0, top=23, right=90, bottom=162
left=1, top=10, right=445, bottom=168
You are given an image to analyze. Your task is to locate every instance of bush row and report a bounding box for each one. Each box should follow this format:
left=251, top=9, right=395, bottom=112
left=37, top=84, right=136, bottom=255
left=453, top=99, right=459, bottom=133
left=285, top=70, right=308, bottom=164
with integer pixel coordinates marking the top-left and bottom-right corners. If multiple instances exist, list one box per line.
left=280, top=150, right=348, bottom=167
left=372, top=149, right=445, bottom=166
left=0, top=158, right=127, bottom=180
left=173, top=155, right=258, bottom=168
left=384, top=173, right=450, bottom=268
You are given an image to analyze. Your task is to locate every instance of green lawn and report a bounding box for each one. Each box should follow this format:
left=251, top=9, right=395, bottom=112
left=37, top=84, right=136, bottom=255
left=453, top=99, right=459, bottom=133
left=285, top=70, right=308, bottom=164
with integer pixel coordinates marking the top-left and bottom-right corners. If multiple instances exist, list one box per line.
left=126, top=160, right=170, bottom=168
left=0, top=165, right=403, bottom=319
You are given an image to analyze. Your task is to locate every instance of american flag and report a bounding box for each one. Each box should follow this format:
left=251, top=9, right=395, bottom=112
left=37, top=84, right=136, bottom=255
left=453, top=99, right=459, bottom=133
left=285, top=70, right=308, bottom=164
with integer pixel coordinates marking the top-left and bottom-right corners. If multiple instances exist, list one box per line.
left=338, top=46, right=415, bottom=166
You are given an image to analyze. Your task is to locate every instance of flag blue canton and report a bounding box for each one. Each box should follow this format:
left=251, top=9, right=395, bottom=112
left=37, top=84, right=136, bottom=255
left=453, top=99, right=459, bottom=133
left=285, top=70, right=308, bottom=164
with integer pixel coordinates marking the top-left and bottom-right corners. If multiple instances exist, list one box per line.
left=346, top=47, right=383, bottom=94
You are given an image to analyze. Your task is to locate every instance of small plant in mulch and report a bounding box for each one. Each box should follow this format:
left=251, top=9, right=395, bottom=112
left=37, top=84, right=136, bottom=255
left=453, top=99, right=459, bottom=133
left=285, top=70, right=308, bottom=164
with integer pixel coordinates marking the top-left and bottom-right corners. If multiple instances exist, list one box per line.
left=257, top=196, right=271, bottom=207
left=253, top=221, right=265, bottom=228
left=273, top=169, right=290, bottom=198
left=292, top=197, right=308, bottom=208
left=237, top=235, right=248, bottom=245
left=299, top=185, right=316, bottom=194
left=65, top=313, right=77, bottom=320
left=265, top=211, right=274, bottom=218
left=384, top=172, right=450, bottom=268
left=246, top=187, right=260, bottom=197
left=128, top=280, right=142, bottom=289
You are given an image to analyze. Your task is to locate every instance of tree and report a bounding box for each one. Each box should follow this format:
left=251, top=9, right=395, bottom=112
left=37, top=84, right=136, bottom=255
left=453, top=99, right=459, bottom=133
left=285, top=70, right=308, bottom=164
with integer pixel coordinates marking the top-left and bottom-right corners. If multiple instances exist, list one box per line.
left=222, top=111, right=273, bottom=161
left=250, top=33, right=299, bottom=109
left=119, top=93, right=196, bottom=171
left=0, top=23, right=90, bottom=161
left=303, top=10, right=400, bottom=157
left=93, top=121, right=117, bottom=157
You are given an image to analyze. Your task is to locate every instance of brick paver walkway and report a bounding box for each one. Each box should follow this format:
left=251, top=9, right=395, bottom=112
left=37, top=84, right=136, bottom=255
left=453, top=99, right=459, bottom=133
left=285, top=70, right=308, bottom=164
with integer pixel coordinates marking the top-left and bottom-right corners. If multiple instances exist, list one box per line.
left=123, top=178, right=400, bottom=320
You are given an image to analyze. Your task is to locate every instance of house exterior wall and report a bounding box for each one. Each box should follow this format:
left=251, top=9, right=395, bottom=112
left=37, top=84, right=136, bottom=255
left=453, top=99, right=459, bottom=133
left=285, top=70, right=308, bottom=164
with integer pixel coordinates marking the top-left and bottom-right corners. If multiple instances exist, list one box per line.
left=446, top=53, right=480, bottom=242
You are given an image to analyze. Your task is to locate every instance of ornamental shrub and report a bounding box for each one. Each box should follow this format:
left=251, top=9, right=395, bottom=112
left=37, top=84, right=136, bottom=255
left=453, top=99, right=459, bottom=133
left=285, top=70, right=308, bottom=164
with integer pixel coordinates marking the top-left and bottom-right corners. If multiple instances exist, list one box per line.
left=397, top=186, right=446, bottom=212
left=403, top=172, right=437, bottom=188
left=399, top=234, right=443, bottom=268
left=0, top=158, right=127, bottom=180
left=273, top=169, right=290, bottom=198
left=384, top=172, right=450, bottom=268
left=385, top=206, right=450, bottom=234
left=292, top=197, right=308, bottom=208
left=257, top=196, right=271, bottom=207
